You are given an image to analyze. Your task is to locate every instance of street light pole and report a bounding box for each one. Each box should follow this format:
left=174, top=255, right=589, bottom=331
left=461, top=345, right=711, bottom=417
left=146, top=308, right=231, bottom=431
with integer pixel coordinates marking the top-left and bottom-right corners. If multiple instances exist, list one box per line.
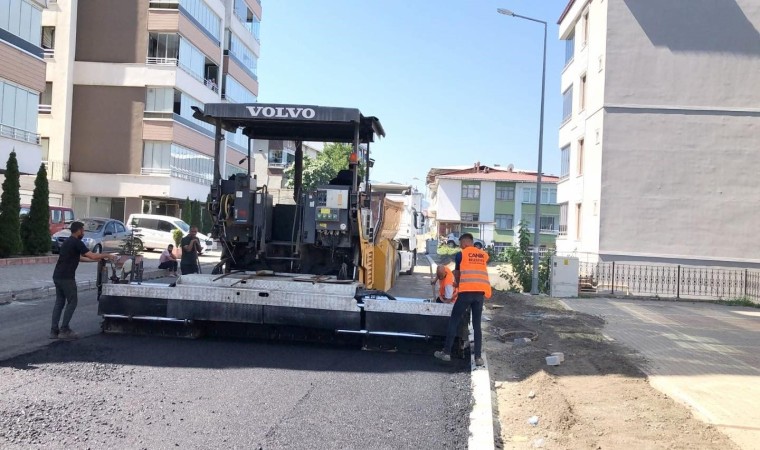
left=497, top=8, right=547, bottom=295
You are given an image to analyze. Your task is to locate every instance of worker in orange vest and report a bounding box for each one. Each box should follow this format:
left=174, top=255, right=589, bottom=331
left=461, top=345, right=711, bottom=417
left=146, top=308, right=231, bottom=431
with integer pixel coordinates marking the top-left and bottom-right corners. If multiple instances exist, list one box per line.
left=431, top=264, right=458, bottom=303
left=435, top=233, right=492, bottom=366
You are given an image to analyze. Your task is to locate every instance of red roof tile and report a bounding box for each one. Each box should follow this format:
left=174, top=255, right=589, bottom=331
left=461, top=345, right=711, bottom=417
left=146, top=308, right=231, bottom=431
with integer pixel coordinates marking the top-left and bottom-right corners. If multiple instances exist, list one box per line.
left=438, top=171, right=559, bottom=183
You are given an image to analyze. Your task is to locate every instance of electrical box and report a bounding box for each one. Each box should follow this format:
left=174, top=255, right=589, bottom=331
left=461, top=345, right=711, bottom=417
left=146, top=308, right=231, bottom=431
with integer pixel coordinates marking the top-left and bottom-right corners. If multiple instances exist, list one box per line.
left=550, top=256, right=579, bottom=298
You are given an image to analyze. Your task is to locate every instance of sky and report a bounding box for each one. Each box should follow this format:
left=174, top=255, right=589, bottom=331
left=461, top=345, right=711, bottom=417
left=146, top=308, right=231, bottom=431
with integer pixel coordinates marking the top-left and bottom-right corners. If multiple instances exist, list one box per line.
left=257, top=0, right=570, bottom=189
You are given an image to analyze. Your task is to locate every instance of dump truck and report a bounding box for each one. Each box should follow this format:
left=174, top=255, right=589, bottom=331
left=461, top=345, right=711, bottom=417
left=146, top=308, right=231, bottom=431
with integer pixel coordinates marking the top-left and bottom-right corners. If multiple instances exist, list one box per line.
left=371, top=183, right=424, bottom=276
left=96, top=103, right=466, bottom=351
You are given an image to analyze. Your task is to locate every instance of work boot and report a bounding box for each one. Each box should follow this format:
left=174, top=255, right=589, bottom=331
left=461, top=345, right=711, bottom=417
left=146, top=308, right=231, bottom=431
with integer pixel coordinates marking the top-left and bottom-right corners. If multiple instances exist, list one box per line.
left=434, top=351, right=451, bottom=362
left=49, top=329, right=59, bottom=339
left=474, top=357, right=485, bottom=366
left=58, top=328, right=79, bottom=341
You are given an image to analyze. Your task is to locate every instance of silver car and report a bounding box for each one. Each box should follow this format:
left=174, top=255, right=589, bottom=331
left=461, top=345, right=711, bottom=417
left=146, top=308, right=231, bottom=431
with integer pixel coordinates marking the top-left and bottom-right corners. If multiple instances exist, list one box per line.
left=52, top=218, right=129, bottom=254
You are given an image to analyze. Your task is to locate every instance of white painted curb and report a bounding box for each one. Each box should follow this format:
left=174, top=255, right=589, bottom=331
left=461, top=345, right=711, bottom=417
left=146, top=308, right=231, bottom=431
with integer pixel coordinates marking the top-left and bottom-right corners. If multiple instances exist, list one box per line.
left=426, top=254, right=495, bottom=450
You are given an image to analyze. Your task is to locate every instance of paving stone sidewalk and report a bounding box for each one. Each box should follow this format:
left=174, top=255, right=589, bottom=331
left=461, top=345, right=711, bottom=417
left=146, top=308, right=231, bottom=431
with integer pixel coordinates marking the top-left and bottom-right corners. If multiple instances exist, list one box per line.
left=563, top=298, right=760, bottom=450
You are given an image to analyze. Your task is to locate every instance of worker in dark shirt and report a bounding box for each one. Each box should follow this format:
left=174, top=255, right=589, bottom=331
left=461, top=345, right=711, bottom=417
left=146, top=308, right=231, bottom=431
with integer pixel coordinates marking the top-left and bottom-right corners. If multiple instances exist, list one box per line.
left=51, top=221, right=116, bottom=340
left=180, top=225, right=203, bottom=275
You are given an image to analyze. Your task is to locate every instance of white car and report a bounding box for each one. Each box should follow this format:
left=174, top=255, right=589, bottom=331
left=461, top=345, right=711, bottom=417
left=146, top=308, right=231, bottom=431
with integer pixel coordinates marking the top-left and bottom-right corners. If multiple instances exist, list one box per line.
left=126, top=213, right=213, bottom=252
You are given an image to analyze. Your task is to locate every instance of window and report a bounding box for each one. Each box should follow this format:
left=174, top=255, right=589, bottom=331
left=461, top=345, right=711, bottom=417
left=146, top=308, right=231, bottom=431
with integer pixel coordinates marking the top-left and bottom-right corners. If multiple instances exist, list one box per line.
left=226, top=163, right=247, bottom=177
left=64, top=210, right=74, bottom=223
left=523, top=187, right=536, bottom=204
left=495, top=214, right=513, bottom=230
left=559, top=203, right=568, bottom=236
left=178, top=37, right=211, bottom=85
left=179, top=0, right=221, bottom=41
left=495, top=185, right=515, bottom=201
left=0, top=80, right=39, bottom=138
left=577, top=139, right=584, bottom=176
left=461, top=213, right=479, bottom=228
left=523, top=187, right=556, bottom=204
left=40, top=137, right=49, bottom=160
left=145, top=87, right=175, bottom=113
left=461, top=183, right=480, bottom=199
left=1, top=0, right=41, bottom=46
left=562, top=86, right=573, bottom=122
left=582, top=11, right=589, bottom=47
left=575, top=203, right=582, bottom=239
left=142, top=141, right=214, bottom=185
left=560, top=145, right=570, bottom=178
left=233, top=0, right=260, bottom=41
left=564, top=31, right=575, bottom=64
left=39, top=82, right=52, bottom=113
left=157, top=220, right=174, bottom=233
left=228, top=31, right=258, bottom=78
left=224, top=75, right=257, bottom=103
left=540, top=216, right=557, bottom=232
left=104, top=221, right=116, bottom=235
left=541, top=187, right=558, bottom=204
left=41, top=26, right=55, bottom=57
left=579, top=74, right=587, bottom=111
left=115, top=222, right=126, bottom=234
left=147, top=32, right=180, bottom=64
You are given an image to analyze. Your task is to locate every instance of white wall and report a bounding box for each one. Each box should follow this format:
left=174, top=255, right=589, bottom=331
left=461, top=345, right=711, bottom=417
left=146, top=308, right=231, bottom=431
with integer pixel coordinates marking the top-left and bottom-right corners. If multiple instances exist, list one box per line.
left=71, top=172, right=210, bottom=202
left=0, top=140, right=42, bottom=174
left=436, top=179, right=461, bottom=221
left=479, top=181, right=495, bottom=222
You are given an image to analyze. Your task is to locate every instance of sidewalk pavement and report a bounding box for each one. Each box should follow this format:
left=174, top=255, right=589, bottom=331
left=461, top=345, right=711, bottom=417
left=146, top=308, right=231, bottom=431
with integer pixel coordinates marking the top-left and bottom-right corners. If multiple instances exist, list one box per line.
left=563, top=298, right=760, bottom=450
left=0, top=251, right=222, bottom=303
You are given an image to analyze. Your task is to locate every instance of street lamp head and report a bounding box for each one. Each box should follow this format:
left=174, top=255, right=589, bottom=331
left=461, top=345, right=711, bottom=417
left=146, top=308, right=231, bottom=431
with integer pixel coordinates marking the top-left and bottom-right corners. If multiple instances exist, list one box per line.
left=497, top=8, right=515, bottom=16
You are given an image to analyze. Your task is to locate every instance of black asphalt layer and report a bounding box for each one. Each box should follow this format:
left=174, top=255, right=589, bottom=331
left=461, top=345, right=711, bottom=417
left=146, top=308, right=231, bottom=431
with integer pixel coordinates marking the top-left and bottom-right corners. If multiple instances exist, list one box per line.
left=0, top=331, right=471, bottom=449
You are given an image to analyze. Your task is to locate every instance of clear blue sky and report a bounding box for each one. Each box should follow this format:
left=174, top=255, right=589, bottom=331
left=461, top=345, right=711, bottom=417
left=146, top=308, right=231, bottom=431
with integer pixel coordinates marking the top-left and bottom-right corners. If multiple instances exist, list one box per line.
left=257, top=0, right=569, bottom=188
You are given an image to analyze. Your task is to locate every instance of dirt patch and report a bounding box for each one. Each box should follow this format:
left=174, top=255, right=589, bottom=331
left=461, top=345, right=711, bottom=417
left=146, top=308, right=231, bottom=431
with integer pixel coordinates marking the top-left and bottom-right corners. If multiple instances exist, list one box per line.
left=484, top=293, right=738, bottom=449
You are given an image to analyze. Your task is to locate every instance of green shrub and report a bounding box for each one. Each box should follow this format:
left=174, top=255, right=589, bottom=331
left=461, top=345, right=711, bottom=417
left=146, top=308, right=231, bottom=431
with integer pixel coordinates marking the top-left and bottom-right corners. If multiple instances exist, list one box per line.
left=172, top=228, right=183, bottom=247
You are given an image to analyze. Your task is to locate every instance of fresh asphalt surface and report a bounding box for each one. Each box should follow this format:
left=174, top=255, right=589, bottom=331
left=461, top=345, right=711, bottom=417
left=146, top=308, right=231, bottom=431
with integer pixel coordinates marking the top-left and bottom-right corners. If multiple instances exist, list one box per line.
left=0, top=285, right=471, bottom=449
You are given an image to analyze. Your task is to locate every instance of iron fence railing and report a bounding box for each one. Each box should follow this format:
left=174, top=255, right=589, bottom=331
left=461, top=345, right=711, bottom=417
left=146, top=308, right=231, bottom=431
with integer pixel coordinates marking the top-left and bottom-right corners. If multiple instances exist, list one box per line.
left=578, top=261, right=760, bottom=303
left=43, top=160, right=70, bottom=181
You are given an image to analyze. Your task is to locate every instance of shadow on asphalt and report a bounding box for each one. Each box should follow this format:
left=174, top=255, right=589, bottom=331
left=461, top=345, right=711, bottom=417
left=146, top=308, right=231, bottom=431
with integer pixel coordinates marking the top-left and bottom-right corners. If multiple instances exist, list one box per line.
left=1, top=332, right=471, bottom=375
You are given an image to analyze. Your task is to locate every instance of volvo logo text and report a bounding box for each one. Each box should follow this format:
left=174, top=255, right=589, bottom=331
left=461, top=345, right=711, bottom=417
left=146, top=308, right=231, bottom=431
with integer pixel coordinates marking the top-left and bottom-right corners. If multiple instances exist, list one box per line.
left=246, top=106, right=316, bottom=119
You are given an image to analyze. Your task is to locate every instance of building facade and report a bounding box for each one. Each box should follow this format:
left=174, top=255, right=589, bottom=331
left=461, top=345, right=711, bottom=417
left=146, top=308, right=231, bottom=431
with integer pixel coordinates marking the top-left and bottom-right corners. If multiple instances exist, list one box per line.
left=40, top=0, right=261, bottom=222
left=0, top=0, right=49, bottom=202
left=556, top=0, right=760, bottom=266
left=427, top=164, right=560, bottom=250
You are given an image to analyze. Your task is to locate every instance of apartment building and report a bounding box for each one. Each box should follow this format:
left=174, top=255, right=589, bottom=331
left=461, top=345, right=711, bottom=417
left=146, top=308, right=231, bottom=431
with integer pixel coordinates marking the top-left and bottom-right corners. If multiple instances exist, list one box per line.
left=427, top=164, right=560, bottom=250
left=556, top=0, right=760, bottom=266
left=0, top=0, right=49, bottom=202
left=40, top=0, right=261, bottom=222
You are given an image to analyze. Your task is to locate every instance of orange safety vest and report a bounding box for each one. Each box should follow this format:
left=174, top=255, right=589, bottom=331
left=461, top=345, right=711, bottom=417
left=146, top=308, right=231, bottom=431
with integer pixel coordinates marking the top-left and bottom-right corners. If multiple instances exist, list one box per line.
left=458, top=247, right=492, bottom=299
left=439, top=266, right=458, bottom=303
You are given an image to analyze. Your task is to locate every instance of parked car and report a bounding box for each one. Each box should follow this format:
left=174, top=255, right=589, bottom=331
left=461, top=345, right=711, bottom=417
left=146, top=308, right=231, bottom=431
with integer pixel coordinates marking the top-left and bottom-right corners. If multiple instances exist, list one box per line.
left=20, top=205, right=74, bottom=236
left=126, top=213, right=213, bottom=252
left=446, top=232, right=486, bottom=249
left=52, top=218, right=129, bottom=254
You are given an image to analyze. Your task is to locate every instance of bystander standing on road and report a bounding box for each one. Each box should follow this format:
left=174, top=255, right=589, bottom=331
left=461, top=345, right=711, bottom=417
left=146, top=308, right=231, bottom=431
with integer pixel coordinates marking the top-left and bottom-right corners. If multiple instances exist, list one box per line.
left=431, top=263, right=458, bottom=303
left=51, top=221, right=116, bottom=340
left=435, top=233, right=491, bottom=366
left=180, top=226, right=203, bottom=275
left=158, top=244, right=179, bottom=276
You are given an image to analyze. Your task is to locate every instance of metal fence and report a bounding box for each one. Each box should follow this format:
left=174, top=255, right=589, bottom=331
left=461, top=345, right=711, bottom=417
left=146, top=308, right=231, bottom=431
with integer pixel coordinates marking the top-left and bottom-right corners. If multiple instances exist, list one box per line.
left=579, top=261, right=760, bottom=302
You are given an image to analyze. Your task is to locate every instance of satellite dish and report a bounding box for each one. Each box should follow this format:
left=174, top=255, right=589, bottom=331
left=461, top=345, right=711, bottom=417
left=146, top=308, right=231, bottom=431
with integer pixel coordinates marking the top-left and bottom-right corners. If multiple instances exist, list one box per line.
left=507, top=164, right=514, bottom=172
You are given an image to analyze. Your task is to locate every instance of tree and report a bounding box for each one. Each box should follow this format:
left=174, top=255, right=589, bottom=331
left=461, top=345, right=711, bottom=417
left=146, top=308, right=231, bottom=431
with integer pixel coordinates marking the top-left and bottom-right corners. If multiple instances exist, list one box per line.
left=21, top=164, right=50, bottom=255
left=201, top=204, right=213, bottom=234
left=181, top=197, right=192, bottom=224
left=0, top=151, right=22, bottom=257
left=284, top=143, right=363, bottom=191
left=499, top=221, right=533, bottom=292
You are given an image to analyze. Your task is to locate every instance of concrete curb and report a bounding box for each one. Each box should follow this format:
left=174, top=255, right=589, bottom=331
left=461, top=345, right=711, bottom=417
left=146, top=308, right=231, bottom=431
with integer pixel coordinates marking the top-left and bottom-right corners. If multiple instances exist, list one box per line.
left=0, top=255, right=58, bottom=267
left=0, top=263, right=218, bottom=305
left=425, top=254, right=496, bottom=450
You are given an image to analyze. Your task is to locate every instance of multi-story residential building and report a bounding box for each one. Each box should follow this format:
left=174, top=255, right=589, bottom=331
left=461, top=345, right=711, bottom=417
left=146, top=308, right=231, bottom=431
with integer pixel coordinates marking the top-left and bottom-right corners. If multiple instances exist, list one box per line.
left=0, top=0, right=49, bottom=202
left=40, top=0, right=260, bottom=222
left=427, top=164, right=560, bottom=250
left=555, top=0, right=760, bottom=266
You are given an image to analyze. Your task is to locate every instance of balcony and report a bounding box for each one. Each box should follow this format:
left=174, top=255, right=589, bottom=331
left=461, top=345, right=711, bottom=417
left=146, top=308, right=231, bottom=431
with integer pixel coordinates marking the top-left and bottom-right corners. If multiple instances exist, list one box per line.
left=0, top=124, right=40, bottom=144
left=43, top=160, right=70, bottom=182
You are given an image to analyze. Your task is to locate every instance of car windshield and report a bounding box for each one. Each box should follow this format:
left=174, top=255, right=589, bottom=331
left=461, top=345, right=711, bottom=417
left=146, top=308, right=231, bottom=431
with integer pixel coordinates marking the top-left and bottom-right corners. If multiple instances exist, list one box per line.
left=82, top=220, right=105, bottom=232
left=19, top=207, right=30, bottom=216
left=173, top=220, right=190, bottom=232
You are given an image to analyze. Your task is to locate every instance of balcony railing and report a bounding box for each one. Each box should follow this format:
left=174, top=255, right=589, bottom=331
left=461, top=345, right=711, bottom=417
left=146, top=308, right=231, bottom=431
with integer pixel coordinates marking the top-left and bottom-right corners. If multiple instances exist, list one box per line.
left=43, top=48, right=54, bottom=59
left=141, top=167, right=212, bottom=186
left=39, top=105, right=52, bottom=114
left=0, top=124, right=40, bottom=144
left=43, top=160, right=70, bottom=181
left=146, top=57, right=178, bottom=66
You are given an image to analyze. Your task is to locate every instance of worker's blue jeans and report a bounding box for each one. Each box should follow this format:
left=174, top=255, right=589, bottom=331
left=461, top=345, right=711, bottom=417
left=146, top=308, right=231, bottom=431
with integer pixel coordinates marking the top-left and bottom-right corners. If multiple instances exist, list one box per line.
left=443, top=291, right=484, bottom=358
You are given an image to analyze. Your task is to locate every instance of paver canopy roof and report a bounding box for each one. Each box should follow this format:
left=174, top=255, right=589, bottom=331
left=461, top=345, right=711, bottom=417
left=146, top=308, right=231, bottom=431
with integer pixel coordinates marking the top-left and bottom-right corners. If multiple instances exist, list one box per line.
left=192, top=103, right=385, bottom=143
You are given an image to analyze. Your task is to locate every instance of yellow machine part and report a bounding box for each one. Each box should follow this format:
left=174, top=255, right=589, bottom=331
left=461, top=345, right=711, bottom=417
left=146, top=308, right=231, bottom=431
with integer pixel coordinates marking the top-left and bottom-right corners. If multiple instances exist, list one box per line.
left=358, top=196, right=403, bottom=291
